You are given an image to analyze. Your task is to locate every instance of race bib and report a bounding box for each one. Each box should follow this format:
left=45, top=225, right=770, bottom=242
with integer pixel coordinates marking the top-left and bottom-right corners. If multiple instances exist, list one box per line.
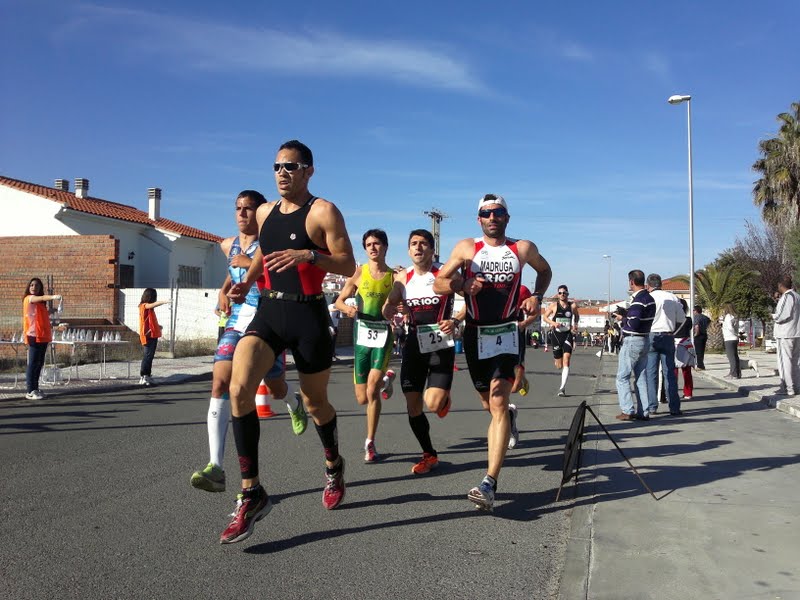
left=555, top=317, right=571, bottom=332
left=477, top=322, right=519, bottom=359
left=356, top=319, right=390, bottom=348
left=232, top=304, right=257, bottom=333
left=416, top=324, right=454, bottom=354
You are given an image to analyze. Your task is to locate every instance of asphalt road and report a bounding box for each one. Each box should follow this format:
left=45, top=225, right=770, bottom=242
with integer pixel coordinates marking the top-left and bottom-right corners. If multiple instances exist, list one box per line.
left=1, top=346, right=601, bottom=600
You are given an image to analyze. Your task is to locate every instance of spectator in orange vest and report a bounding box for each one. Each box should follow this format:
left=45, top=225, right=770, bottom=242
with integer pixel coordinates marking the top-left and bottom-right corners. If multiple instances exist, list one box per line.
left=138, top=288, right=170, bottom=386
left=22, top=277, right=61, bottom=400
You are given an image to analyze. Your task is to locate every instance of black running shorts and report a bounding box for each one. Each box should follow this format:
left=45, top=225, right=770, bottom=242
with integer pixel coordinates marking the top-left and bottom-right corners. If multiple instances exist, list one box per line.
left=548, top=330, right=574, bottom=360
left=463, top=324, right=517, bottom=393
left=400, top=329, right=455, bottom=394
left=244, top=297, right=333, bottom=374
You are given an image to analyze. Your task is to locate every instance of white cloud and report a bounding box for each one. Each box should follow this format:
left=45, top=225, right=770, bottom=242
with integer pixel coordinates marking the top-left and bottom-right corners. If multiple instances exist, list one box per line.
left=61, top=5, right=484, bottom=93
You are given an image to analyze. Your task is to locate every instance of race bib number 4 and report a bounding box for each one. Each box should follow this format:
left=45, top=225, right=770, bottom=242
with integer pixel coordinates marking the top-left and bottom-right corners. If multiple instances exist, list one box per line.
left=356, top=319, right=390, bottom=348
left=477, top=322, right=518, bottom=359
left=416, top=324, right=454, bottom=354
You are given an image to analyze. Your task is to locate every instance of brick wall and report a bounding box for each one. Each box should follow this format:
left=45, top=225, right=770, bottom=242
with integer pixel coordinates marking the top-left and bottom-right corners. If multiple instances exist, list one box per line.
left=0, top=235, right=119, bottom=335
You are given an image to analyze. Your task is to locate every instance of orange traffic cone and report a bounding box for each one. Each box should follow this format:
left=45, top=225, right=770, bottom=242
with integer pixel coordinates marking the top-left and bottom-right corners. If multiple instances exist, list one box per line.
left=255, top=380, right=275, bottom=418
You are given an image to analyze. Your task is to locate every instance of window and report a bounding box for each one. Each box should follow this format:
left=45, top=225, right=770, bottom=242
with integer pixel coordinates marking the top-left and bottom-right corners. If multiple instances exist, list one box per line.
left=119, top=265, right=134, bottom=288
left=178, top=265, right=202, bottom=288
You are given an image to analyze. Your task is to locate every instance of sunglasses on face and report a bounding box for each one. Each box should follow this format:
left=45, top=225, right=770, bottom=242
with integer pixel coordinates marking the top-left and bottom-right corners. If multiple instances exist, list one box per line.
left=558, top=291, right=569, bottom=295
left=478, top=207, right=508, bottom=219
left=273, top=162, right=309, bottom=173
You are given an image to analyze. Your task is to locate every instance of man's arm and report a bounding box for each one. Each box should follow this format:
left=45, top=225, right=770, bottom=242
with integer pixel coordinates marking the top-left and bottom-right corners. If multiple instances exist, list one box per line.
left=382, top=270, right=407, bottom=320
left=571, top=304, right=580, bottom=333
left=516, top=240, right=552, bottom=316
left=773, top=293, right=794, bottom=323
left=542, top=303, right=558, bottom=328
left=335, top=274, right=359, bottom=319
left=433, top=239, right=477, bottom=295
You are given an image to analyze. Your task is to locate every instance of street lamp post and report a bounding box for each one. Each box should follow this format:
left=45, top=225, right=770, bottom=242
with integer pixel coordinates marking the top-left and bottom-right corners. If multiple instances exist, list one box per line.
left=668, top=94, right=695, bottom=345
left=602, top=253, right=612, bottom=312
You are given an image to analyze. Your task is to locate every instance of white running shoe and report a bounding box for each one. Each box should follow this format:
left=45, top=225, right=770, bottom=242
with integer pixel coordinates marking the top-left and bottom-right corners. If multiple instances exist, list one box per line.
left=467, top=479, right=495, bottom=511
left=558, top=387, right=566, bottom=397
left=381, top=370, right=396, bottom=400
left=508, top=404, right=519, bottom=449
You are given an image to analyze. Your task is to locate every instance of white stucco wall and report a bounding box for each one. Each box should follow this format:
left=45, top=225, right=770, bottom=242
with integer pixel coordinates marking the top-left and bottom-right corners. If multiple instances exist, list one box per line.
left=0, top=187, right=77, bottom=235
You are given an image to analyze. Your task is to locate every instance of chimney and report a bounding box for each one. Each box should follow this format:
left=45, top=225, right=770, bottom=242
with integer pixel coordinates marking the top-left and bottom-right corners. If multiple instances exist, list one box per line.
left=75, top=178, right=89, bottom=198
left=54, top=179, right=69, bottom=192
left=148, top=188, right=161, bottom=221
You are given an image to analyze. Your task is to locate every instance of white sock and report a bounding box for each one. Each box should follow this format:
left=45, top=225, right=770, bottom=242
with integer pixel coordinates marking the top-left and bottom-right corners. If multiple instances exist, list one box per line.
left=208, top=395, right=230, bottom=467
left=365, top=438, right=373, bottom=449
left=283, top=384, right=298, bottom=413
left=560, top=366, right=569, bottom=389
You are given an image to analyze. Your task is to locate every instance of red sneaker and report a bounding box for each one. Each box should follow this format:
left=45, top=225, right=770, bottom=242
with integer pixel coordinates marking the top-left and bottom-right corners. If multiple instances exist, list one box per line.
left=322, top=458, right=346, bottom=510
left=411, top=452, right=439, bottom=475
left=219, top=487, right=272, bottom=544
left=436, top=396, right=451, bottom=419
left=363, top=441, right=381, bottom=463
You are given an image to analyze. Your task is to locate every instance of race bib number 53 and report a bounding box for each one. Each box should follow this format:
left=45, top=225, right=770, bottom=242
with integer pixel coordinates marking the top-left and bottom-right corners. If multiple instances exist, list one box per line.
left=356, top=319, right=390, bottom=348
left=477, top=322, right=519, bottom=359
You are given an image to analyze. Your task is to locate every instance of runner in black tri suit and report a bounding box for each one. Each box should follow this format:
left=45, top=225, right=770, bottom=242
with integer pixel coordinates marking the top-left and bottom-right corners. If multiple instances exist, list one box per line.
left=542, top=284, right=580, bottom=396
left=219, top=140, right=356, bottom=544
left=434, top=194, right=552, bottom=511
left=382, top=229, right=463, bottom=475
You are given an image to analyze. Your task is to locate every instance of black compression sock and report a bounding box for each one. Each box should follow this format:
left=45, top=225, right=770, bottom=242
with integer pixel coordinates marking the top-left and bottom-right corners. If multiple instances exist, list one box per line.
left=408, top=413, right=435, bottom=455
left=232, top=410, right=260, bottom=479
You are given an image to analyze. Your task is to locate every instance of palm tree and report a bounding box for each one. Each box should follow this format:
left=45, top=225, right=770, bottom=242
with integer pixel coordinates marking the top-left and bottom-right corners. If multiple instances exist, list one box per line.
left=753, top=102, right=800, bottom=225
left=673, top=265, right=755, bottom=351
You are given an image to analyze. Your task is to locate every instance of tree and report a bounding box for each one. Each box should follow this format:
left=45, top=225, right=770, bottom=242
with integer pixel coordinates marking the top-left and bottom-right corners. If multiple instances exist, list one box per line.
left=752, top=101, right=800, bottom=224
left=673, top=264, right=755, bottom=351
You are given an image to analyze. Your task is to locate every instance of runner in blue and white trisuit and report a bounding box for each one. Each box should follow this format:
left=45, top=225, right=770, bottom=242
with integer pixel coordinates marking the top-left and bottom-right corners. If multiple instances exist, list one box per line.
left=190, top=190, right=307, bottom=494
left=434, top=194, right=552, bottom=511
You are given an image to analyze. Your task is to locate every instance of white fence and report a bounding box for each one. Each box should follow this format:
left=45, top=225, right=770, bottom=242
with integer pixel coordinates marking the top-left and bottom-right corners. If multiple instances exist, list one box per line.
left=119, top=287, right=219, bottom=342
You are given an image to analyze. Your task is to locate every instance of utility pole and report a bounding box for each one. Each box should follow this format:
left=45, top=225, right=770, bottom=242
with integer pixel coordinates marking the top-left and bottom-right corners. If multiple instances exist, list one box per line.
left=423, top=208, right=448, bottom=262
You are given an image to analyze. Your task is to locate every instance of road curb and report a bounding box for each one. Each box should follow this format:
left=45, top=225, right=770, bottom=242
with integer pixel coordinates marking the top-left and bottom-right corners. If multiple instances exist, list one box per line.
left=694, top=371, right=800, bottom=420
left=557, top=354, right=607, bottom=600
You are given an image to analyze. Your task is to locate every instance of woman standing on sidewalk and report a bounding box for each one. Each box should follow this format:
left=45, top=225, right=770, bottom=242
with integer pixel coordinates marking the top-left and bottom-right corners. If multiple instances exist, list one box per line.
left=721, top=304, right=741, bottom=379
left=674, top=298, right=695, bottom=399
left=138, top=288, right=170, bottom=386
left=22, top=278, right=61, bottom=400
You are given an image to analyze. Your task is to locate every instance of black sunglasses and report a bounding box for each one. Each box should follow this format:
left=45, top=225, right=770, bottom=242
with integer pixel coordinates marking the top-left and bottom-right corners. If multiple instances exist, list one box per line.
left=557, top=290, right=569, bottom=295
left=273, top=162, right=309, bottom=172
left=478, top=207, right=508, bottom=219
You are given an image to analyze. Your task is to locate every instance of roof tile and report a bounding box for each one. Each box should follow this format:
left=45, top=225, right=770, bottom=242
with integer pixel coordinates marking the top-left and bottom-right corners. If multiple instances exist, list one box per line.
left=0, top=175, right=221, bottom=243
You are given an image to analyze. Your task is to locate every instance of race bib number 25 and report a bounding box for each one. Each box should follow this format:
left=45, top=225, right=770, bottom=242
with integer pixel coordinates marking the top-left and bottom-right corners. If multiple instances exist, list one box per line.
left=416, top=324, right=454, bottom=354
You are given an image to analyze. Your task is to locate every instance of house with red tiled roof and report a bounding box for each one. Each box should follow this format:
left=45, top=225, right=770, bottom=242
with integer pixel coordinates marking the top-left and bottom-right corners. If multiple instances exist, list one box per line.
left=662, top=276, right=690, bottom=302
left=0, top=176, right=225, bottom=289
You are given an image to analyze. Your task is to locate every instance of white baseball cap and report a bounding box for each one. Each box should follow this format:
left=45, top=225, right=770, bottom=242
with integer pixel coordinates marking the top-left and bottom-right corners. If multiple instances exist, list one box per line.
left=477, top=193, right=507, bottom=211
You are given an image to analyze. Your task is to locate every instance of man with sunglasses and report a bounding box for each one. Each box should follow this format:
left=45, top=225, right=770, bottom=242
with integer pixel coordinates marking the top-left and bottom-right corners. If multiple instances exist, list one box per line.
left=190, top=191, right=306, bottom=495
left=220, top=140, right=356, bottom=544
left=542, top=285, right=580, bottom=397
left=434, top=194, right=552, bottom=511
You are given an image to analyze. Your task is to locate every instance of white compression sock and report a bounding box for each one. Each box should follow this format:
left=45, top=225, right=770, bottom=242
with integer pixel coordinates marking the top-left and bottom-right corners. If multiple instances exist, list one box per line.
left=208, top=395, right=230, bottom=467
left=283, top=384, right=299, bottom=412
left=560, top=366, right=570, bottom=390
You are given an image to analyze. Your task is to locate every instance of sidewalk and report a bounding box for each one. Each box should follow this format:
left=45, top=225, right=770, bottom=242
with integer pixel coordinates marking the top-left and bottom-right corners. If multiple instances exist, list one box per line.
left=560, top=352, right=800, bottom=600
left=0, top=347, right=363, bottom=402
left=695, top=347, right=800, bottom=419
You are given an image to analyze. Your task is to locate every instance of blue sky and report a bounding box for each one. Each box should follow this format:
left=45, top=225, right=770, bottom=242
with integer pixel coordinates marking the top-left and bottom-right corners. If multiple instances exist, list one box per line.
left=2, top=1, right=798, bottom=300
